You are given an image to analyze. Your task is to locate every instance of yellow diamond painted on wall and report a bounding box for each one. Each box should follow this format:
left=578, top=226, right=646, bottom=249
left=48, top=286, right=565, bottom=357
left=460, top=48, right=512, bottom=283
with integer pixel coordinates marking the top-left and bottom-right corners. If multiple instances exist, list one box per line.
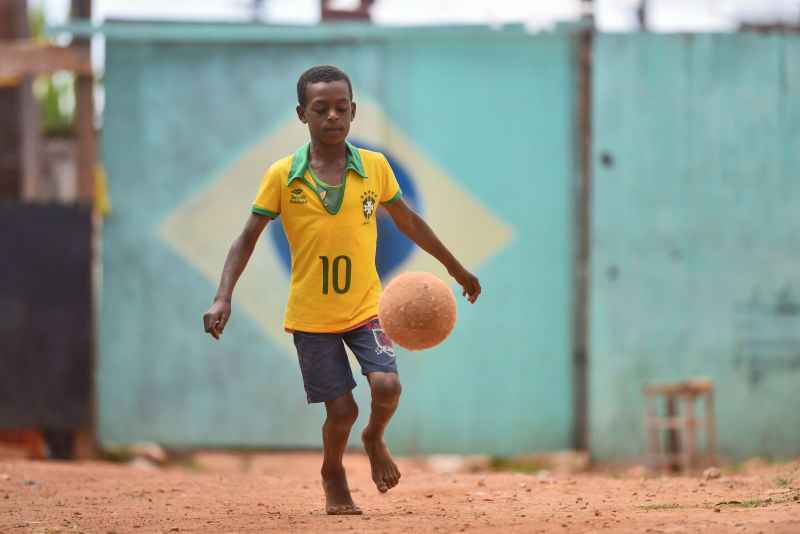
left=159, top=98, right=514, bottom=356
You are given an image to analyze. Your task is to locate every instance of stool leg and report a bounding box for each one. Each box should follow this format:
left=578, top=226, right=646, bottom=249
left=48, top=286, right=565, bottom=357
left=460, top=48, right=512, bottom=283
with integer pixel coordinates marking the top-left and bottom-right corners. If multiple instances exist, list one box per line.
left=705, top=390, right=716, bottom=465
left=682, top=395, right=695, bottom=473
left=645, top=396, right=660, bottom=471
left=666, top=396, right=680, bottom=472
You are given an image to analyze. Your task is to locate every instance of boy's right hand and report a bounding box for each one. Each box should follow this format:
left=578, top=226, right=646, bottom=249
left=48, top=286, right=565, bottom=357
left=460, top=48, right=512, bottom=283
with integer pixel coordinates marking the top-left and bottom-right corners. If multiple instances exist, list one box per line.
left=203, top=299, right=231, bottom=340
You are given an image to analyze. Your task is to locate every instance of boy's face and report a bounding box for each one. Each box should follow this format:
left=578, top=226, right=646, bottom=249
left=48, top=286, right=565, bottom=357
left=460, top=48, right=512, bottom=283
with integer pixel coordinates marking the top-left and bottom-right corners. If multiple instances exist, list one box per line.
left=296, top=80, right=356, bottom=146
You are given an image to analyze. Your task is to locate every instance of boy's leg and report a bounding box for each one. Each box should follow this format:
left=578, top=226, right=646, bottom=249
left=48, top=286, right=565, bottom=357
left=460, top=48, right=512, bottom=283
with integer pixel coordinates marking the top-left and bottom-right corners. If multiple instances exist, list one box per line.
left=293, top=331, right=361, bottom=515
left=362, top=371, right=402, bottom=493
left=343, top=319, right=402, bottom=493
left=322, top=392, right=361, bottom=515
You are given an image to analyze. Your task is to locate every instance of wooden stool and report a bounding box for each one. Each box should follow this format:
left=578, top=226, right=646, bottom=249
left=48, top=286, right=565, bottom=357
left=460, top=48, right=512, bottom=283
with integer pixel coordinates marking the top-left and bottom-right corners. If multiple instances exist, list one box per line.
left=643, top=379, right=716, bottom=473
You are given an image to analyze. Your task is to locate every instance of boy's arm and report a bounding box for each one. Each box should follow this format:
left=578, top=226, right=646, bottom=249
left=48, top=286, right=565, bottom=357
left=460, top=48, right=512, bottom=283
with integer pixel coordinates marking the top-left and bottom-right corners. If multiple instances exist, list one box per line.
left=202, top=213, right=270, bottom=339
left=382, top=199, right=481, bottom=303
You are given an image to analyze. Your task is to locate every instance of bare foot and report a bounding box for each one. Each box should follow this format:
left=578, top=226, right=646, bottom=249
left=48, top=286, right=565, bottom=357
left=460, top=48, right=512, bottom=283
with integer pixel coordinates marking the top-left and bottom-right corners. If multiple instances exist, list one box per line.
left=362, top=431, right=401, bottom=493
left=321, top=467, right=362, bottom=515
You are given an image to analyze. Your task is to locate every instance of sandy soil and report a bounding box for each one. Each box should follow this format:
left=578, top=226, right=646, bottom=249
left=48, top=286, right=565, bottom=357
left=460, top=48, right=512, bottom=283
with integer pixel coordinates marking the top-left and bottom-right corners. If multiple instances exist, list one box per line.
left=1, top=452, right=798, bottom=533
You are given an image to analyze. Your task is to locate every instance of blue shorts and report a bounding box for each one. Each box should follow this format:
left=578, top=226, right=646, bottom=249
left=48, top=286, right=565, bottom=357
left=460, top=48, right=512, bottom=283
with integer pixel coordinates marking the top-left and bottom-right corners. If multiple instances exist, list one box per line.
left=293, top=318, right=398, bottom=404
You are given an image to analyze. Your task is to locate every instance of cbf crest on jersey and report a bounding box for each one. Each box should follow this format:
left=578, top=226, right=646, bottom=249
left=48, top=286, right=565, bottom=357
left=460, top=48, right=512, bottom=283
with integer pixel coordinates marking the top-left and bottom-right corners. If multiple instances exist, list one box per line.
left=361, top=190, right=377, bottom=223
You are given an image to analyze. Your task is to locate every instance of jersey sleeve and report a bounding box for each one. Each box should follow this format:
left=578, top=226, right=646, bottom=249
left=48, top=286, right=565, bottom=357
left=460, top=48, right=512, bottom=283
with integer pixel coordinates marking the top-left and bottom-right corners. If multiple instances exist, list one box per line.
left=251, top=162, right=283, bottom=218
left=379, top=153, right=403, bottom=205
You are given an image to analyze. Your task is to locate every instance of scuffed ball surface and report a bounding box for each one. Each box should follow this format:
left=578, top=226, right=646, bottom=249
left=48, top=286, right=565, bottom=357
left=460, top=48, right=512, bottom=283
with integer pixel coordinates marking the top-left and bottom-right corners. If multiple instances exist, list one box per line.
left=378, top=272, right=457, bottom=351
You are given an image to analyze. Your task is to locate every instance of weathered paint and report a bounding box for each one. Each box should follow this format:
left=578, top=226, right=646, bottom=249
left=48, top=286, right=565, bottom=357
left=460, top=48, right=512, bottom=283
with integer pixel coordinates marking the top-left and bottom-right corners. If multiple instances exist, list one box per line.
left=591, top=33, right=800, bottom=461
left=98, top=23, right=576, bottom=454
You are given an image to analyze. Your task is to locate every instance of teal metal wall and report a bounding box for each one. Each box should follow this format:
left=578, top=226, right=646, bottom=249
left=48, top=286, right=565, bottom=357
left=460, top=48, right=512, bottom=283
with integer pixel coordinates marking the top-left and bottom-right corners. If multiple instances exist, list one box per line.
left=591, top=33, right=800, bottom=460
left=97, top=23, right=577, bottom=454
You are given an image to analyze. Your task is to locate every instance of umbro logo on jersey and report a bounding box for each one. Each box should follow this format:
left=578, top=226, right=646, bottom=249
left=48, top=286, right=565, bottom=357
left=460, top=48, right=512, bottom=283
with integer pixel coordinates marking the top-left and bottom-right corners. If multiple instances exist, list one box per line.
left=290, top=188, right=308, bottom=204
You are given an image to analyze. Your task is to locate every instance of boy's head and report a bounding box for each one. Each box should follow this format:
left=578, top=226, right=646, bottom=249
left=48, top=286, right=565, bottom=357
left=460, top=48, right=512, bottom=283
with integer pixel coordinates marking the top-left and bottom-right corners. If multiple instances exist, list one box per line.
left=296, top=65, right=356, bottom=146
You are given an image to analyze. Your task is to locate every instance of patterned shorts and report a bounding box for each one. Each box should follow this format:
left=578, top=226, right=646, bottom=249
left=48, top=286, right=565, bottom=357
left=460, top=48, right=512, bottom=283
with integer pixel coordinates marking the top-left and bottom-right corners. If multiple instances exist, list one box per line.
left=292, top=318, right=397, bottom=404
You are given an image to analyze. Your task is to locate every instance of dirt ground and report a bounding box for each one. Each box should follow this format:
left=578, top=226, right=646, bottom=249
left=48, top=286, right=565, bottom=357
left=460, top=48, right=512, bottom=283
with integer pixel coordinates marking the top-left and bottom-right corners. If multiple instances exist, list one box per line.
left=1, top=451, right=799, bottom=534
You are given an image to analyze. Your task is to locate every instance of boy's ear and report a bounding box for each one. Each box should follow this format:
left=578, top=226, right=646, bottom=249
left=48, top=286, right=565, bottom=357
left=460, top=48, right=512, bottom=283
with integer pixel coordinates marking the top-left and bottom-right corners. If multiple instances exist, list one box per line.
left=296, top=105, right=308, bottom=124
left=350, top=101, right=357, bottom=121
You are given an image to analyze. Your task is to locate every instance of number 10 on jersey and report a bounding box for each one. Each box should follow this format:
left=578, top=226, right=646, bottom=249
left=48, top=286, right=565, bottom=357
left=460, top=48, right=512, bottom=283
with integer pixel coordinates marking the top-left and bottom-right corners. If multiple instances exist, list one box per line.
left=319, top=255, right=352, bottom=294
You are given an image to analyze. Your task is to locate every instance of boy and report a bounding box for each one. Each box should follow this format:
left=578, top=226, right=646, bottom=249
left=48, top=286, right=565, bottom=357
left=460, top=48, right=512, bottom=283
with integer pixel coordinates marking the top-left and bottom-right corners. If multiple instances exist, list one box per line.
left=202, top=65, right=481, bottom=515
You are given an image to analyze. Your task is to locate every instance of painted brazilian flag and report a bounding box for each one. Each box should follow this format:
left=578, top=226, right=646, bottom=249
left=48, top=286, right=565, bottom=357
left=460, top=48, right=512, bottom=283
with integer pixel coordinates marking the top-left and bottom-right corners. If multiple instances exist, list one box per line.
left=99, top=22, right=575, bottom=455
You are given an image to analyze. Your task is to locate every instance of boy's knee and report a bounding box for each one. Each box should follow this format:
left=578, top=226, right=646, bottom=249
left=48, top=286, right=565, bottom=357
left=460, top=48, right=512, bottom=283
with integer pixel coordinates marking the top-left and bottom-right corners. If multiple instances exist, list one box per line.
left=326, top=396, right=359, bottom=426
left=370, top=373, right=402, bottom=403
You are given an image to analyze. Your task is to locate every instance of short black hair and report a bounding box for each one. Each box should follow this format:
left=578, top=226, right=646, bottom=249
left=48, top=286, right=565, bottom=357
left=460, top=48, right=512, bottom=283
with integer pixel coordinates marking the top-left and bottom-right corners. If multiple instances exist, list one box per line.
left=296, top=65, right=353, bottom=107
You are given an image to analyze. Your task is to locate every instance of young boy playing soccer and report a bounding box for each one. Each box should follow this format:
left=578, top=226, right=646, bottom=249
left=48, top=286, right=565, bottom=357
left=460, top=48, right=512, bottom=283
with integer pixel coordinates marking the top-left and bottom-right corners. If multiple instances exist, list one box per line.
left=202, top=65, right=481, bottom=515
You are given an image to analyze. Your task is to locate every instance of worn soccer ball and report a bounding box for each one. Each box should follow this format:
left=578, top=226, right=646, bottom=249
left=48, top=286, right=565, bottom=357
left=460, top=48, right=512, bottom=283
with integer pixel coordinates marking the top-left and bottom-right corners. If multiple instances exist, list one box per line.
left=378, top=272, right=457, bottom=351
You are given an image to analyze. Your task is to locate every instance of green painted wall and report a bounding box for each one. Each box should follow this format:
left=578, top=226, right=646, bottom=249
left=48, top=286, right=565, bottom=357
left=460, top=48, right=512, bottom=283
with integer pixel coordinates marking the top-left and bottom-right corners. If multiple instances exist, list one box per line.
left=98, top=23, right=577, bottom=454
left=591, top=33, right=800, bottom=461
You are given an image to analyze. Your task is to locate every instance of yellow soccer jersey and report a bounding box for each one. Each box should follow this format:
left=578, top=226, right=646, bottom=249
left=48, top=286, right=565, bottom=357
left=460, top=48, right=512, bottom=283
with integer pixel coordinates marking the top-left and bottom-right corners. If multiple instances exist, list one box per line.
left=252, top=141, right=403, bottom=333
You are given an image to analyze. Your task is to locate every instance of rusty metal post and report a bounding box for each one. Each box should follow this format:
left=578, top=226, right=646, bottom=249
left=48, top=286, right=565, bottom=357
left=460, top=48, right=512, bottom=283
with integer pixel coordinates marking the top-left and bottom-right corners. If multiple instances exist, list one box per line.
left=72, top=0, right=95, bottom=205
left=572, top=6, right=594, bottom=453
left=637, top=0, right=649, bottom=31
left=71, top=0, right=98, bottom=459
left=0, top=0, right=39, bottom=200
left=320, top=0, right=373, bottom=22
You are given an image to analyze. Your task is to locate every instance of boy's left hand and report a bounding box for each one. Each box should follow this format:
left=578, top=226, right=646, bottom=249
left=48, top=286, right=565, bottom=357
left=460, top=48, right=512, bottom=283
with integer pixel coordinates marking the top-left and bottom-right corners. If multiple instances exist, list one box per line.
left=451, top=266, right=481, bottom=304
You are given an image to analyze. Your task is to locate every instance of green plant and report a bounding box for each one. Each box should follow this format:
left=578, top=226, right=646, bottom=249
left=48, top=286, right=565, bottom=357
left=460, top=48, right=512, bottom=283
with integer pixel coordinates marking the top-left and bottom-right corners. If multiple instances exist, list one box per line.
left=714, top=498, right=772, bottom=509
left=488, top=456, right=548, bottom=474
left=738, top=499, right=770, bottom=508
left=639, top=503, right=682, bottom=511
left=30, top=7, right=76, bottom=137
